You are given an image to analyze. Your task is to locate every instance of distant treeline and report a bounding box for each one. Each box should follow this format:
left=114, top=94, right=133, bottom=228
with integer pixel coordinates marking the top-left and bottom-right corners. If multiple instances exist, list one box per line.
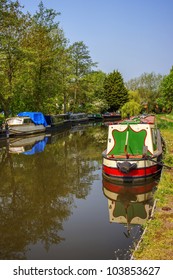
left=0, top=1, right=172, bottom=118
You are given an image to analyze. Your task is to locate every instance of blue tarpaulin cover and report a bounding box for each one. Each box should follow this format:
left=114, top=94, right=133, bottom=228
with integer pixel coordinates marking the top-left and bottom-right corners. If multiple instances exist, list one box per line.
left=18, top=112, right=47, bottom=126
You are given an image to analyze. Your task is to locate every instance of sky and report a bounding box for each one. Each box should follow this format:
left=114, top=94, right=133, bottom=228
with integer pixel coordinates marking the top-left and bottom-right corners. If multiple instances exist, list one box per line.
left=19, top=0, right=173, bottom=81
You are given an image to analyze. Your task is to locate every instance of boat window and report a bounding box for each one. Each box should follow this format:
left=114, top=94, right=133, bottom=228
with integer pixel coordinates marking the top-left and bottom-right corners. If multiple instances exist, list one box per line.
left=23, top=118, right=33, bottom=124
left=7, top=118, right=23, bottom=125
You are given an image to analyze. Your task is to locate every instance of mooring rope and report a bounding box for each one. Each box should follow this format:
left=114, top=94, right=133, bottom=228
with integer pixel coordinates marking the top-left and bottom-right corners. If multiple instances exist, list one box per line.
left=144, top=155, right=172, bottom=170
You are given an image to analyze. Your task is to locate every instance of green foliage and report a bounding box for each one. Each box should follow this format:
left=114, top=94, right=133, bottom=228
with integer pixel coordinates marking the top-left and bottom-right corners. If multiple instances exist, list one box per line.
left=69, top=41, right=97, bottom=78
left=103, top=70, right=128, bottom=111
left=157, top=117, right=173, bottom=129
left=68, top=41, right=98, bottom=110
left=0, top=1, right=169, bottom=117
left=126, top=72, right=163, bottom=112
left=164, top=154, right=173, bottom=166
left=0, top=113, right=5, bottom=126
left=120, top=89, right=141, bottom=117
left=0, top=0, right=29, bottom=116
left=128, top=90, right=141, bottom=103
left=121, top=100, right=142, bottom=118
left=159, top=66, right=173, bottom=112
left=0, top=1, right=101, bottom=115
left=33, top=1, right=60, bottom=29
left=76, top=71, right=108, bottom=113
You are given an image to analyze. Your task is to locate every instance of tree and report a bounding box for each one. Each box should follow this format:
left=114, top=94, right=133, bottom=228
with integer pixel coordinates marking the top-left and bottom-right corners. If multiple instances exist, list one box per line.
left=128, top=90, right=141, bottom=103
left=126, top=72, right=163, bottom=112
left=103, top=70, right=128, bottom=111
left=0, top=1, right=103, bottom=115
left=76, top=70, right=107, bottom=113
left=121, top=90, right=141, bottom=118
left=68, top=41, right=97, bottom=111
left=0, top=0, right=28, bottom=116
left=55, top=47, right=74, bottom=114
left=158, top=67, right=173, bottom=113
left=121, top=89, right=141, bottom=118
left=12, top=1, right=67, bottom=114
left=33, top=1, right=60, bottom=29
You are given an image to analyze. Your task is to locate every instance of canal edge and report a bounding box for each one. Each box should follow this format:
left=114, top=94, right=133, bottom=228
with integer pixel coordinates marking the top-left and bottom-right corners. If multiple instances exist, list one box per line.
left=130, top=198, right=158, bottom=260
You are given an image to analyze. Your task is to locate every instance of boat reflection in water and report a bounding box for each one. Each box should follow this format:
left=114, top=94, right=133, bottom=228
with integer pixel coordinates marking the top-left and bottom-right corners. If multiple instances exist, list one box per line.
left=103, top=177, right=160, bottom=236
left=8, top=134, right=48, bottom=155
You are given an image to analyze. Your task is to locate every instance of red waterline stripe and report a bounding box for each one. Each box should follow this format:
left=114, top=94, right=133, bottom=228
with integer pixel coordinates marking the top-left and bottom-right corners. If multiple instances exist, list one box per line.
left=102, top=164, right=158, bottom=177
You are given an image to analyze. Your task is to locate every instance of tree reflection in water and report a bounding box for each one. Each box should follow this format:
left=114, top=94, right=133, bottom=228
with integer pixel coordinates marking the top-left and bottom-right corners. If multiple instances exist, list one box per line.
left=0, top=124, right=107, bottom=259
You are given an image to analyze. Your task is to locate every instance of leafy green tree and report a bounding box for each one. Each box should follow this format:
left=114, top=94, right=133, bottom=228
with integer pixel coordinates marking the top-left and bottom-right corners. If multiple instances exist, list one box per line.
left=68, top=41, right=97, bottom=111
left=0, top=1, right=107, bottom=116
left=121, top=101, right=142, bottom=118
left=33, top=1, right=60, bottom=29
left=86, top=70, right=108, bottom=113
left=0, top=0, right=28, bottom=116
left=126, top=72, right=163, bottom=112
left=121, top=90, right=141, bottom=118
left=55, top=48, right=74, bottom=113
left=76, top=70, right=108, bottom=113
left=103, top=70, right=128, bottom=111
left=12, top=1, right=67, bottom=114
left=159, top=66, right=173, bottom=113
left=128, top=90, right=141, bottom=103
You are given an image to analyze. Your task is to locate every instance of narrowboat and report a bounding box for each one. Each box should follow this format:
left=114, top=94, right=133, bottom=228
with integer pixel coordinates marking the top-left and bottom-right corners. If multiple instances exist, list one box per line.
left=102, top=115, right=163, bottom=183
left=102, top=112, right=121, bottom=122
left=5, top=112, right=47, bottom=136
left=44, top=113, right=71, bottom=132
left=69, top=113, right=89, bottom=125
left=87, top=113, right=103, bottom=121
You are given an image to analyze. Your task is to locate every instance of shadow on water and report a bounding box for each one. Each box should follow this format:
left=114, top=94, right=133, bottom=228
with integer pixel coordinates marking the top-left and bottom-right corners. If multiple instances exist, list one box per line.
left=0, top=124, right=161, bottom=260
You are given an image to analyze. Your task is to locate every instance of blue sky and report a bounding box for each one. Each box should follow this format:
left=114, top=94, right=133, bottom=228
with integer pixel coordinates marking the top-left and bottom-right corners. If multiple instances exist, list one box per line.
left=19, top=0, right=173, bottom=81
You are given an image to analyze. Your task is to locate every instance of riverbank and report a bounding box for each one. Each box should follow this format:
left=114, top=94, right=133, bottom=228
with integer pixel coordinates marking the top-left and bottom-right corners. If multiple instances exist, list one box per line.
left=132, top=115, right=173, bottom=260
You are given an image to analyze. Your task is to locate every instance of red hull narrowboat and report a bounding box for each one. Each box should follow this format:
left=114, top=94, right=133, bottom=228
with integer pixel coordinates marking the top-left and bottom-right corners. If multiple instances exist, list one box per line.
left=102, top=115, right=163, bottom=183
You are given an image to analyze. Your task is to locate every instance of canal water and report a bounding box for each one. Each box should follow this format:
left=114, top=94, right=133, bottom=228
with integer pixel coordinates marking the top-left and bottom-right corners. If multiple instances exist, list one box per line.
left=0, top=123, right=159, bottom=260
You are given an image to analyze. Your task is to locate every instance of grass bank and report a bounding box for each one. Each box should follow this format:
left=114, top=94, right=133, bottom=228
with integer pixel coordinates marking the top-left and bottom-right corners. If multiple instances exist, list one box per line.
left=132, top=115, right=173, bottom=260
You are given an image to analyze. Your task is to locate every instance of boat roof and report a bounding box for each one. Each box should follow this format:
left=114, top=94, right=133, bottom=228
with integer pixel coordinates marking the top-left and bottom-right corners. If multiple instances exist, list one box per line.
left=17, top=112, right=47, bottom=126
left=7, top=116, right=30, bottom=120
left=120, top=115, right=155, bottom=125
left=70, top=113, right=87, bottom=116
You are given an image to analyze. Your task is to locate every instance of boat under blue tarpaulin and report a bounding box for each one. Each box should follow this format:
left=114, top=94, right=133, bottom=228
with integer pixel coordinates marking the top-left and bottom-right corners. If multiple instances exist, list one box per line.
left=17, top=112, right=47, bottom=127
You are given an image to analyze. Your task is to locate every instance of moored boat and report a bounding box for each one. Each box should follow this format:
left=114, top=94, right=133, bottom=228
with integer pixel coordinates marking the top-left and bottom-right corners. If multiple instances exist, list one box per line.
left=5, top=112, right=47, bottom=136
left=69, top=113, right=89, bottom=125
left=102, top=112, right=121, bottom=122
left=44, top=113, right=71, bottom=132
left=102, top=115, right=163, bottom=183
left=87, top=113, right=103, bottom=121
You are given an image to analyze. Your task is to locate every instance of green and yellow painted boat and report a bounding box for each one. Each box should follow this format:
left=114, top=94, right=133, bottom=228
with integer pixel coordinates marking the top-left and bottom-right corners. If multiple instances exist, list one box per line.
left=102, top=115, right=163, bottom=183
